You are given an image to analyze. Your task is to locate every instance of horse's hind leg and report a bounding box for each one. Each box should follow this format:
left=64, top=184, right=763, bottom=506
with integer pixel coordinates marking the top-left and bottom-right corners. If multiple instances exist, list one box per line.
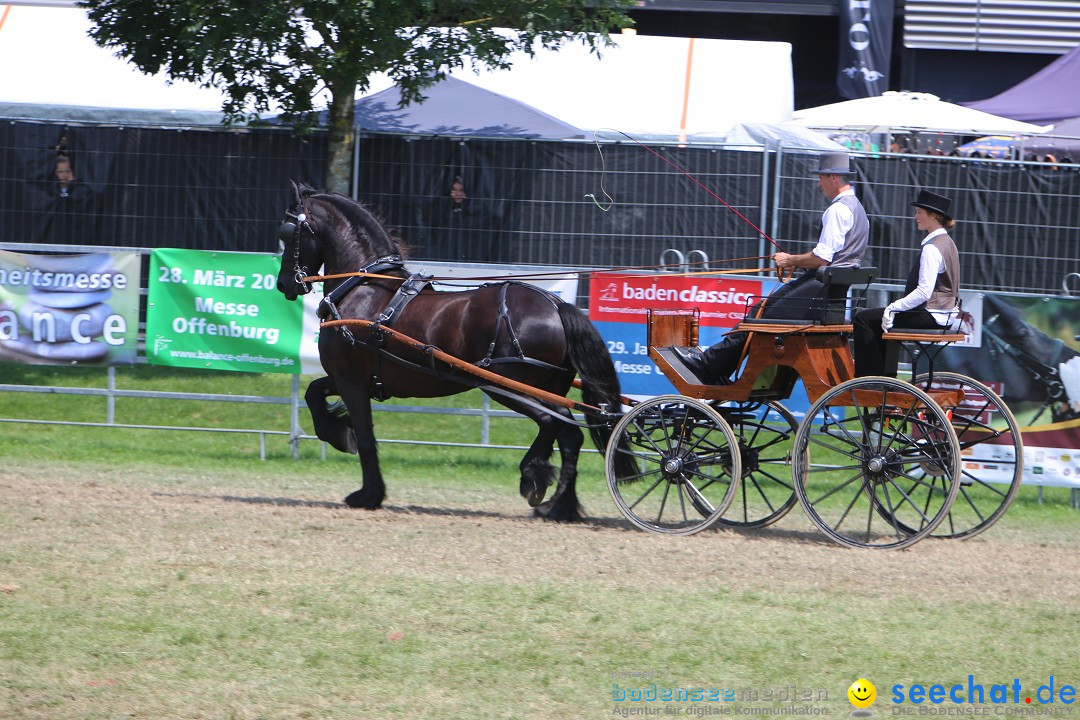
left=536, top=408, right=585, bottom=523
left=484, top=390, right=584, bottom=522
left=484, top=391, right=559, bottom=510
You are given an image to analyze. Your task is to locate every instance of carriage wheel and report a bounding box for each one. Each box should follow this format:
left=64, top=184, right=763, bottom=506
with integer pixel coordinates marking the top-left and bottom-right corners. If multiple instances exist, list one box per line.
left=606, top=395, right=741, bottom=535
left=792, top=377, right=961, bottom=550
left=899, top=372, right=1023, bottom=539
left=711, top=401, right=799, bottom=528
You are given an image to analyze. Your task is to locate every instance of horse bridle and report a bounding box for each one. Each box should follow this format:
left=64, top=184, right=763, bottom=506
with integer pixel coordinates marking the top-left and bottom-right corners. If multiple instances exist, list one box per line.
left=278, top=204, right=313, bottom=294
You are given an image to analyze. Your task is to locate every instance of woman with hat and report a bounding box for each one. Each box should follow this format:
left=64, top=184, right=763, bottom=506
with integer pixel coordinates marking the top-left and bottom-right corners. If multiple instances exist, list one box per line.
left=852, top=189, right=961, bottom=377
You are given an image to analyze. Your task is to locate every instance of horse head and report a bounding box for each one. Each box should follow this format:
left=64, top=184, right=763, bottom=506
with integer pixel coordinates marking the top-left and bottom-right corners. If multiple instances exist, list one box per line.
left=276, top=180, right=322, bottom=301
left=275, top=180, right=405, bottom=301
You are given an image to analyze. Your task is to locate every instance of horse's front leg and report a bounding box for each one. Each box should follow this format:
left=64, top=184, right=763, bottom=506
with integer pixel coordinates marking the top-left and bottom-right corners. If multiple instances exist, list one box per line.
left=337, top=383, right=385, bottom=510
left=305, top=376, right=357, bottom=454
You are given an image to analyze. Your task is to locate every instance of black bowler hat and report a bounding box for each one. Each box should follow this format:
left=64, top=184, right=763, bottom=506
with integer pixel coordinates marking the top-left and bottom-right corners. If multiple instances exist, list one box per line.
left=911, top=190, right=953, bottom=220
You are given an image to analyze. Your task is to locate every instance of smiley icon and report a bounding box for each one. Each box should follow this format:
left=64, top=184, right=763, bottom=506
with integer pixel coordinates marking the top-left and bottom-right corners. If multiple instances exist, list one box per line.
left=848, top=678, right=876, bottom=708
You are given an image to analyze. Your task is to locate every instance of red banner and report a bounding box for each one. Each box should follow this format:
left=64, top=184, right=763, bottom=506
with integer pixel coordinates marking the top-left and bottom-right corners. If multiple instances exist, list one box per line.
left=589, top=273, right=765, bottom=326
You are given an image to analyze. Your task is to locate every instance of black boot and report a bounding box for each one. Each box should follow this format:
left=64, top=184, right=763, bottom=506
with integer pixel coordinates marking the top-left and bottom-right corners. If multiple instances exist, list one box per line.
left=671, top=346, right=717, bottom=384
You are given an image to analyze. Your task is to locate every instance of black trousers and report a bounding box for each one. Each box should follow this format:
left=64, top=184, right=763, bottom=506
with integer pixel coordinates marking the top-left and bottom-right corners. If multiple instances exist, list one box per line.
left=702, top=272, right=830, bottom=382
left=852, top=307, right=940, bottom=377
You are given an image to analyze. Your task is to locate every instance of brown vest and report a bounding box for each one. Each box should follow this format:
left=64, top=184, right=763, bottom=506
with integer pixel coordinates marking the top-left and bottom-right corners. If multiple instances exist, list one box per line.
left=903, top=233, right=960, bottom=312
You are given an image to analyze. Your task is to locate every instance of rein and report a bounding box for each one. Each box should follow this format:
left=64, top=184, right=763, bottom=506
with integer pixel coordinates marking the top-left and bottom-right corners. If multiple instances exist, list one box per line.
left=302, top=254, right=785, bottom=286
left=590, top=129, right=786, bottom=255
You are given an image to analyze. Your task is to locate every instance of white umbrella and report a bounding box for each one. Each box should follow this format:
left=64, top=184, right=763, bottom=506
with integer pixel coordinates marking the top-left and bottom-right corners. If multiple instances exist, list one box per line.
left=790, top=91, right=1049, bottom=136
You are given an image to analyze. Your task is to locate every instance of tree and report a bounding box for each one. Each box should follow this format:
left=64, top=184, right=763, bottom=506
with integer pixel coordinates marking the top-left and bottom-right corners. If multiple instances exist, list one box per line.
left=78, top=0, right=636, bottom=193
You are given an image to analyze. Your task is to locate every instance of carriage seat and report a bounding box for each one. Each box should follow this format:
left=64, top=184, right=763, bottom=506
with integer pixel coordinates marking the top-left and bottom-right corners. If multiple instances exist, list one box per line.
left=734, top=265, right=877, bottom=326
left=820, top=265, right=876, bottom=325
left=884, top=307, right=972, bottom=339
left=882, top=308, right=972, bottom=381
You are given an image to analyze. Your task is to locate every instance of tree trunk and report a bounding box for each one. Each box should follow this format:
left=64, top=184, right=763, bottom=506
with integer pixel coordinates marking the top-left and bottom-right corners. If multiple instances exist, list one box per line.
left=325, top=85, right=356, bottom=195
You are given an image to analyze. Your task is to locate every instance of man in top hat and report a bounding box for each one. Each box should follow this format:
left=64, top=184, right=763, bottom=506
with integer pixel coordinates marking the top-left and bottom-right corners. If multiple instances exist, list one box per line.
left=674, top=151, right=870, bottom=384
left=852, top=189, right=961, bottom=377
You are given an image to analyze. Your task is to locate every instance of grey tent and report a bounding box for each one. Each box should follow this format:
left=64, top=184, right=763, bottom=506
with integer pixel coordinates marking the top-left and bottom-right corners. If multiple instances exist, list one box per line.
left=0, top=101, right=225, bottom=126
left=352, top=76, right=585, bottom=139
left=962, top=44, right=1080, bottom=125
left=1022, top=116, right=1080, bottom=161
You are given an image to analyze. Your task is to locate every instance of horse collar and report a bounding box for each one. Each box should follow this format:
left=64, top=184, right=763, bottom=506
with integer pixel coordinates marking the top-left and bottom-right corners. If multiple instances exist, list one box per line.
left=317, top=255, right=406, bottom=322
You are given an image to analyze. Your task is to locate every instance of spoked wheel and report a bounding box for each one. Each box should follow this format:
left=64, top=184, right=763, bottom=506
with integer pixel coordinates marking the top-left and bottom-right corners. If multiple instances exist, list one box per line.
left=903, top=372, right=1024, bottom=539
left=711, top=401, right=799, bottom=528
left=606, top=395, right=741, bottom=535
left=793, top=377, right=961, bottom=550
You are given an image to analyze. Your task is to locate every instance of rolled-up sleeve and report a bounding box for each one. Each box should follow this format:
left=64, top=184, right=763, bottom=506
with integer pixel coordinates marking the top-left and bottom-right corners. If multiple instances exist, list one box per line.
left=812, top=201, right=854, bottom=262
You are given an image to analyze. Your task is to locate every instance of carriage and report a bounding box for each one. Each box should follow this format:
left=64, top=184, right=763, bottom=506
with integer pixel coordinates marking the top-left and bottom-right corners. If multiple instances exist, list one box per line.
left=275, top=183, right=1023, bottom=550
left=605, top=267, right=1023, bottom=549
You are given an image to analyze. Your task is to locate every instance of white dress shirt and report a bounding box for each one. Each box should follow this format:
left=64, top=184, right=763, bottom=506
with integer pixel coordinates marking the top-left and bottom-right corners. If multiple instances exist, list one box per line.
left=811, top=188, right=856, bottom=262
left=886, top=228, right=952, bottom=326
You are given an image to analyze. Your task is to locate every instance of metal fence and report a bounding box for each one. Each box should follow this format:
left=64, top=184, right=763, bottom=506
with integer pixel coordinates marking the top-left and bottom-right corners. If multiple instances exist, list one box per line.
left=0, top=240, right=533, bottom=458
left=3, top=117, right=1080, bottom=457
left=5, top=115, right=1079, bottom=295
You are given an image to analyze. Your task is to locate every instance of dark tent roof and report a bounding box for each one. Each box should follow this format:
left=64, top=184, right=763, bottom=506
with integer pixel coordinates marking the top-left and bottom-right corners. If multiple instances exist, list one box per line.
left=962, top=44, right=1080, bottom=125
left=0, top=101, right=226, bottom=126
left=351, top=76, right=585, bottom=139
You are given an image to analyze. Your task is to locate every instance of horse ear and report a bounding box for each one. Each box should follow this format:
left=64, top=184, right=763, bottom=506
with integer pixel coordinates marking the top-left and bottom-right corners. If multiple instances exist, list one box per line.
left=289, top=179, right=301, bottom=205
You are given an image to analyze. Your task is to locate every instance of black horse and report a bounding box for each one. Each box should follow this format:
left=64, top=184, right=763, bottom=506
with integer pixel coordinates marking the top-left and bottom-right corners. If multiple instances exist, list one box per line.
left=938, top=293, right=1079, bottom=423
left=275, top=182, right=632, bottom=521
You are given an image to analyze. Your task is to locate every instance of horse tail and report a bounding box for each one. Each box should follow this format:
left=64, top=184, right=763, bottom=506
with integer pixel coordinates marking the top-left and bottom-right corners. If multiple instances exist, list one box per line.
left=557, top=303, right=636, bottom=478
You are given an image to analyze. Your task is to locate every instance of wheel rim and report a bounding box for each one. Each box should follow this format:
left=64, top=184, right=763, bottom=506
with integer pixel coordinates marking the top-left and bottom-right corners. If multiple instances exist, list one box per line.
left=793, top=377, right=962, bottom=549
left=908, top=372, right=1024, bottom=539
left=606, top=395, right=741, bottom=535
left=712, top=401, right=798, bottom=528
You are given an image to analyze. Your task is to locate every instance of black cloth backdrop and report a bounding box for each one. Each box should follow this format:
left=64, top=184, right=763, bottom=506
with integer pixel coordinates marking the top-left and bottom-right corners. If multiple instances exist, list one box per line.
left=0, top=121, right=326, bottom=252
left=1, top=118, right=1078, bottom=296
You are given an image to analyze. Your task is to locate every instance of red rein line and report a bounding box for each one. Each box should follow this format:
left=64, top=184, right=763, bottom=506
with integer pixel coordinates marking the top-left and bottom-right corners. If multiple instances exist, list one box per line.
left=599, top=129, right=786, bottom=254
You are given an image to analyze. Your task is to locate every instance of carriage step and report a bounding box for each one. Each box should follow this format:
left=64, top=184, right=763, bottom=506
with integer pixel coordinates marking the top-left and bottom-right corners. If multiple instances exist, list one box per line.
left=658, top=346, right=729, bottom=386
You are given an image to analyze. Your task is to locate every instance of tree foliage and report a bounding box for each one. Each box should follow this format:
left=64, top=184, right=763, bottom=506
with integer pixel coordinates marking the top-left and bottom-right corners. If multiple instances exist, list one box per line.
left=78, top=0, right=636, bottom=192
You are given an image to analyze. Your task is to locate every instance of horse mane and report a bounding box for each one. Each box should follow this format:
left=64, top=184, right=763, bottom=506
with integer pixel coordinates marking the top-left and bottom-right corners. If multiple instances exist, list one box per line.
left=299, top=184, right=409, bottom=262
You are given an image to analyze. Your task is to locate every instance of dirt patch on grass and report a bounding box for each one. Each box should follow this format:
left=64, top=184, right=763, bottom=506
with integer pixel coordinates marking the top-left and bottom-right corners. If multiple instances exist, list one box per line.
left=3, top=465, right=1078, bottom=609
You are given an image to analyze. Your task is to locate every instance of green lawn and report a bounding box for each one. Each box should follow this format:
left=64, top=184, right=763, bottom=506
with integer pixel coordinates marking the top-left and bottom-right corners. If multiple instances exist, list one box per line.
left=1, top=362, right=1078, bottom=720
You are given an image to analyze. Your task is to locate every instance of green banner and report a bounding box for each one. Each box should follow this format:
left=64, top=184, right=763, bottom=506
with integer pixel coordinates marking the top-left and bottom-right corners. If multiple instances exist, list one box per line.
left=146, top=249, right=304, bottom=373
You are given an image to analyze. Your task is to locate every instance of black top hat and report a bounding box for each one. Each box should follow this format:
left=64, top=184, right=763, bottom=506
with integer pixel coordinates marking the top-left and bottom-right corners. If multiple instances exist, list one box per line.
left=811, top=152, right=855, bottom=175
left=910, top=190, right=953, bottom=220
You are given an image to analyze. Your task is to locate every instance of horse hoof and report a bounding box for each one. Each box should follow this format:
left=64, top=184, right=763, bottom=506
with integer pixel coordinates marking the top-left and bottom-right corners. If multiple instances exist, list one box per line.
left=534, top=500, right=583, bottom=523
left=344, top=490, right=383, bottom=510
left=525, top=485, right=548, bottom=508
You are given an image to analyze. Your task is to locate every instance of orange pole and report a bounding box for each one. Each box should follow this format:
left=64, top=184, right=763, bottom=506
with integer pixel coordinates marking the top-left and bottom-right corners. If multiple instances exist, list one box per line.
left=0, top=6, right=13, bottom=34
left=678, top=37, right=696, bottom=144
left=320, top=319, right=604, bottom=414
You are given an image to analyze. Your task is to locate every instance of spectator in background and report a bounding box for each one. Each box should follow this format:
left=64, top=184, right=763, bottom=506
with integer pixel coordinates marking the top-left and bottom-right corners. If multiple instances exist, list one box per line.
left=54, top=155, right=75, bottom=199
left=44, top=151, right=99, bottom=244
left=450, top=175, right=467, bottom=210
left=445, top=175, right=469, bottom=260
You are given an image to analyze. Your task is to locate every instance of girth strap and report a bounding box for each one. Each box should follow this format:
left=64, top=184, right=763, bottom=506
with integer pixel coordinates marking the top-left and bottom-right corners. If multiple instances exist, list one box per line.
left=475, top=281, right=567, bottom=375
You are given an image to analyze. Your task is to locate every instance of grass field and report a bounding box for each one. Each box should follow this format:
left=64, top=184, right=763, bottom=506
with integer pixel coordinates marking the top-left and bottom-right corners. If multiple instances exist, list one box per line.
left=2, top=363, right=1079, bottom=719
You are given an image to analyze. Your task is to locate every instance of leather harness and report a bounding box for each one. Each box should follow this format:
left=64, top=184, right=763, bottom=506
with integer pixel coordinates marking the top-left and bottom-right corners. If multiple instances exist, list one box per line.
left=317, top=257, right=571, bottom=400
